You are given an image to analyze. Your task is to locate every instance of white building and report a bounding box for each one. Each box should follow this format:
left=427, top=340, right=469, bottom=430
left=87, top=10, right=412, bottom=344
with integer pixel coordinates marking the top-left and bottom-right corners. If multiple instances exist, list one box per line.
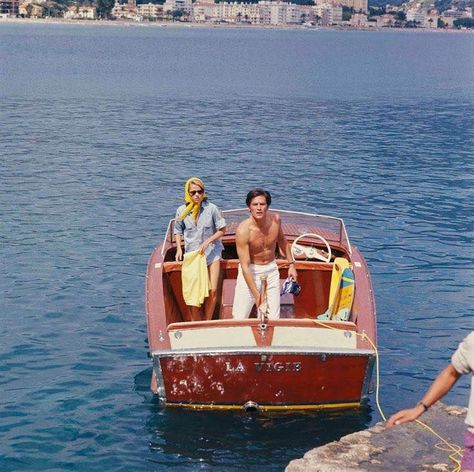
left=137, top=2, right=163, bottom=18
left=163, top=0, right=192, bottom=14
left=18, top=1, right=43, bottom=17
left=270, top=2, right=287, bottom=25
left=257, top=1, right=311, bottom=25
left=314, top=3, right=342, bottom=25
left=214, top=2, right=260, bottom=23
left=375, top=13, right=396, bottom=27
left=319, top=0, right=366, bottom=14
left=350, top=11, right=367, bottom=26
left=192, top=0, right=216, bottom=22
left=191, top=0, right=317, bottom=26
left=111, top=0, right=138, bottom=19
left=64, top=4, right=97, bottom=19
left=406, top=8, right=426, bottom=24
left=438, top=8, right=471, bottom=26
left=442, top=8, right=470, bottom=19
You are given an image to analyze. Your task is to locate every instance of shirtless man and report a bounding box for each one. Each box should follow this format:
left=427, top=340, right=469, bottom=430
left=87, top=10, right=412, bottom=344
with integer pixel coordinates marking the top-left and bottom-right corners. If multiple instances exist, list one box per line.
left=232, top=189, right=298, bottom=320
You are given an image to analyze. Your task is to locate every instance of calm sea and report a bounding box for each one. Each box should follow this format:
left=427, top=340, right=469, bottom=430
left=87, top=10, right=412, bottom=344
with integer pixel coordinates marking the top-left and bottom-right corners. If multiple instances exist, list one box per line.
left=1, top=22, right=473, bottom=471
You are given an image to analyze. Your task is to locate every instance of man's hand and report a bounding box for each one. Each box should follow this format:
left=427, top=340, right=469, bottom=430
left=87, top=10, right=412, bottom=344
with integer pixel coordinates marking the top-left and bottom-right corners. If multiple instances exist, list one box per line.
left=288, top=264, right=298, bottom=281
left=254, top=292, right=262, bottom=307
left=386, top=405, right=425, bottom=428
left=175, top=247, right=183, bottom=262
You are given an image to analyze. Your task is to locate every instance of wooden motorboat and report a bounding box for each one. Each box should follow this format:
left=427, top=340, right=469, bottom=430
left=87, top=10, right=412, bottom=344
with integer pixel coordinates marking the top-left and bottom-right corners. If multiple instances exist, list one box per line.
left=145, top=209, right=377, bottom=411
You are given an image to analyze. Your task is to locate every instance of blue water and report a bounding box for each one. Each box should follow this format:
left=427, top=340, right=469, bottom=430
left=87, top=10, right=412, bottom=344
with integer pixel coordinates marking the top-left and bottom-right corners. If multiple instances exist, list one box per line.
left=1, top=23, right=473, bottom=471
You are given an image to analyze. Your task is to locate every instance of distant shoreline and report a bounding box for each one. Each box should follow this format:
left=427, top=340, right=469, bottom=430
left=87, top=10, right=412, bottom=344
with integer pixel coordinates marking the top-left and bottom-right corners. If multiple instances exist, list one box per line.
left=0, top=16, right=472, bottom=34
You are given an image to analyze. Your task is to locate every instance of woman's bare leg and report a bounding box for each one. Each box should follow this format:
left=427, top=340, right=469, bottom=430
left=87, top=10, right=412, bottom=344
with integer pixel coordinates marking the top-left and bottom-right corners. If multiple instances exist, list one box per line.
left=188, top=305, right=201, bottom=321
left=204, top=260, right=220, bottom=320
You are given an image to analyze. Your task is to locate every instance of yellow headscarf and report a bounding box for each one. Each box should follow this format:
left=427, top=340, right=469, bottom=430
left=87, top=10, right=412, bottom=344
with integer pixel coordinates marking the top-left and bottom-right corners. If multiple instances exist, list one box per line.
left=178, top=177, right=207, bottom=222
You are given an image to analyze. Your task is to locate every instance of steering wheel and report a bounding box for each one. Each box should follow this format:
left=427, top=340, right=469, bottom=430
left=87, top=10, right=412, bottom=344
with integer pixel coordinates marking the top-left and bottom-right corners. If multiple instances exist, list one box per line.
left=291, top=233, right=332, bottom=263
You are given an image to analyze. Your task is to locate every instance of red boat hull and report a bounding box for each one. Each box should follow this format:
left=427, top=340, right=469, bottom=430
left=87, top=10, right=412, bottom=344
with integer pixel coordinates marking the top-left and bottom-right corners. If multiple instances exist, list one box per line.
left=156, top=351, right=373, bottom=409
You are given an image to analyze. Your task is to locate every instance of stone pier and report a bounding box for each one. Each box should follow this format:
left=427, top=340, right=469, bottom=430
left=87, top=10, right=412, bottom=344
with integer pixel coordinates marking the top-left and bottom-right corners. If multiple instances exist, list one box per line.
left=286, top=403, right=467, bottom=471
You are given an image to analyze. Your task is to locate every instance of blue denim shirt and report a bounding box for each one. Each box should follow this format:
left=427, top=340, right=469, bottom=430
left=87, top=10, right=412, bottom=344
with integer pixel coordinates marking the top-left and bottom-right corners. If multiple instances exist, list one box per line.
left=174, top=201, right=226, bottom=265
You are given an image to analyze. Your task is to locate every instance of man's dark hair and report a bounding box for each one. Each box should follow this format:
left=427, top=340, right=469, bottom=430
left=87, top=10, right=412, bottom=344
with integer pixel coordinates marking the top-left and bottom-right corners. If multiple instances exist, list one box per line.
left=246, top=188, right=272, bottom=207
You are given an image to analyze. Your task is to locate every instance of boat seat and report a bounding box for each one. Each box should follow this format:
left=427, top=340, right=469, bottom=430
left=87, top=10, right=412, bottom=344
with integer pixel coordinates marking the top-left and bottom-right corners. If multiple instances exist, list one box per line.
left=280, top=289, right=295, bottom=319
left=219, top=278, right=295, bottom=320
left=163, top=258, right=333, bottom=320
left=220, top=278, right=236, bottom=319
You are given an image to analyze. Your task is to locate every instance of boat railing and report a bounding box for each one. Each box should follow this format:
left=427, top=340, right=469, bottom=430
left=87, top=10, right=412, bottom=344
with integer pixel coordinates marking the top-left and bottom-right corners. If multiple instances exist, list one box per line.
left=161, top=218, right=174, bottom=256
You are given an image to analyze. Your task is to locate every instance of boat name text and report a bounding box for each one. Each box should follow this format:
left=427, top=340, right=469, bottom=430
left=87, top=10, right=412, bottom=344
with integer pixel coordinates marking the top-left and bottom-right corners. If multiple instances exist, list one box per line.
left=255, top=361, right=302, bottom=373
left=225, top=361, right=302, bottom=373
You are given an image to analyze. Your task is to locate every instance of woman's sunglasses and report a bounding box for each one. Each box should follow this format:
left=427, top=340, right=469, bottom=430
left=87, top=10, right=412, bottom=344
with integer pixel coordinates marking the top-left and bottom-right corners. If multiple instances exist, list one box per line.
left=189, top=190, right=203, bottom=196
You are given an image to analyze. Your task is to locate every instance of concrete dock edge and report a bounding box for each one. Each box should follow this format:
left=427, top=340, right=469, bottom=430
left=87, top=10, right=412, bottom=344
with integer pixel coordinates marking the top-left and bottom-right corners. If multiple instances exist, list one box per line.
left=286, top=403, right=468, bottom=471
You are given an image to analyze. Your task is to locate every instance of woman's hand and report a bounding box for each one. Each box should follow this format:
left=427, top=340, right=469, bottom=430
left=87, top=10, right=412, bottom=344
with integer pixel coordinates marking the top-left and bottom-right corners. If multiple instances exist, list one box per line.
left=198, top=240, right=210, bottom=255
left=175, top=247, right=183, bottom=262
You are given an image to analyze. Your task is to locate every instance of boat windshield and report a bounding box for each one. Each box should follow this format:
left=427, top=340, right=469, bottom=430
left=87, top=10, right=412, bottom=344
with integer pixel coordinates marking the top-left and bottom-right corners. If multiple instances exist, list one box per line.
left=166, top=208, right=351, bottom=254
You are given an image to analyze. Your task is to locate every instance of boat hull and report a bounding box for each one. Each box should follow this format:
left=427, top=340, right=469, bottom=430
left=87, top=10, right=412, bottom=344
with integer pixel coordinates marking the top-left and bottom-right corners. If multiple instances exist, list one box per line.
left=153, top=349, right=374, bottom=410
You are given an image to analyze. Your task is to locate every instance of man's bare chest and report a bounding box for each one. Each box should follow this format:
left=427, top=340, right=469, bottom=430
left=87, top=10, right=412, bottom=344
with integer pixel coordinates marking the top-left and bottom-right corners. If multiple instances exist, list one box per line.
left=249, top=226, right=278, bottom=253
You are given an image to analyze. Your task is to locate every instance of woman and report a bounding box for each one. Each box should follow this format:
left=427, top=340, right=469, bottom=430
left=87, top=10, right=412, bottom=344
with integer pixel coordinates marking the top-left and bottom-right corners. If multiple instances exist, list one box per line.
left=174, top=177, right=226, bottom=321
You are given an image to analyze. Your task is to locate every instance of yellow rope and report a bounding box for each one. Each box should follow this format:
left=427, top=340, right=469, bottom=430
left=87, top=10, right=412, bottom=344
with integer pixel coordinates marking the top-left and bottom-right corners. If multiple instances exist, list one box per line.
left=414, top=419, right=463, bottom=472
left=310, top=319, right=463, bottom=471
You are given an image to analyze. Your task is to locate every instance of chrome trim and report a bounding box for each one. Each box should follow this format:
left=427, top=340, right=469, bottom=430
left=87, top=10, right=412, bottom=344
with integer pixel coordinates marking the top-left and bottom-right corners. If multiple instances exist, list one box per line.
left=361, top=355, right=375, bottom=398
left=223, top=207, right=344, bottom=222
left=161, top=219, right=173, bottom=256
left=153, top=356, right=167, bottom=404
left=152, top=347, right=374, bottom=357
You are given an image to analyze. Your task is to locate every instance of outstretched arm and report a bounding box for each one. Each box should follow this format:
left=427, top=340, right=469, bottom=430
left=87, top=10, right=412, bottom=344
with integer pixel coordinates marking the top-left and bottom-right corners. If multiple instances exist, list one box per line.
left=386, top=364, right=462, bottom=427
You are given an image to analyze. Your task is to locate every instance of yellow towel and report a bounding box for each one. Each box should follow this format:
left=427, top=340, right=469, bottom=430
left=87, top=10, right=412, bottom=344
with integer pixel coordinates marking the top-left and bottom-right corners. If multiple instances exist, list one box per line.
left=317, top=257, right=351, bottom=321
left=327, top=257, right=350, bottom=314
left=181, top=250, right=210, bottom=307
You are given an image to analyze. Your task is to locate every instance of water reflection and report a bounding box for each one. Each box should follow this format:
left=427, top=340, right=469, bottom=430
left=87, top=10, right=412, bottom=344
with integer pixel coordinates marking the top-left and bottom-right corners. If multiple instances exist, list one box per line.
left=135, top=368, right=372, bottom=470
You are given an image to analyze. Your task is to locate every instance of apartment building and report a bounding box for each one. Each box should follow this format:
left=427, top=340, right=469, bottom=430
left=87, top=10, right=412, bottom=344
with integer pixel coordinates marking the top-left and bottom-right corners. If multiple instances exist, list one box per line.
left=258, top=1, right=312, bottom=25
left=137, top=2, right=164, bottom=19
left=64, top=5, right=97, bottom=19
left=314, top=3, right=342, bottom=25
left=192, top=0, right=216, bottom=22
left=317, top=0, right=367, bottom=14
left=18, top=1, right=42, bottom=17
left=1, top=0, right=19, bottom=15
left=163, top=0, right=192, bottom=15
left=112, top=0, right=138, bottom=19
